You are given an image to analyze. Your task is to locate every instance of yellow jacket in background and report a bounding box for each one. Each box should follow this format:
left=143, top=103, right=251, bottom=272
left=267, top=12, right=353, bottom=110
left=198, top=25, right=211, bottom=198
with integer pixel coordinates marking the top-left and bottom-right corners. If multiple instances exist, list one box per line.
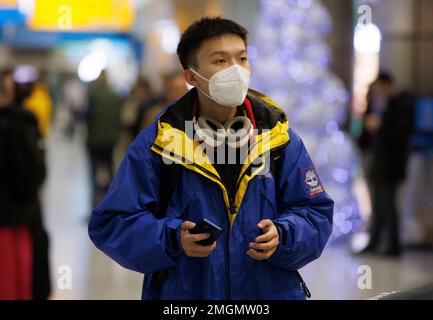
left=24, top=82, right=53, bottom=137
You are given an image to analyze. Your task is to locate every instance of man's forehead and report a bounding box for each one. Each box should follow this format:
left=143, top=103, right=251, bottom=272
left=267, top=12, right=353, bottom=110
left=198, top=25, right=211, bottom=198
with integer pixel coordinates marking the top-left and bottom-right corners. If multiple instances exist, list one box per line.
left=198, top=34, right=247, bottom=56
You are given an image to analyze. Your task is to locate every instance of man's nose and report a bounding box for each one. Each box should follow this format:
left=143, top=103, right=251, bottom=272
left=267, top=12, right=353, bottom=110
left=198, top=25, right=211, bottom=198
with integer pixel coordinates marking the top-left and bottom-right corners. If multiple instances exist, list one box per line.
left=227, top=58, right=237, bottom=67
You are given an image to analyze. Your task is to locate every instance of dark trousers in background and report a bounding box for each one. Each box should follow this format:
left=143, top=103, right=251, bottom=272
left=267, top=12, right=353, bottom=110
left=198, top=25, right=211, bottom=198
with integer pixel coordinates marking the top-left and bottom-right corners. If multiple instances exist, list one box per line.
left=89, top=147, right=114, bottom=208
left=32, top=225, right=51, bottom=299
left=369, top=181, right=401, bottom=253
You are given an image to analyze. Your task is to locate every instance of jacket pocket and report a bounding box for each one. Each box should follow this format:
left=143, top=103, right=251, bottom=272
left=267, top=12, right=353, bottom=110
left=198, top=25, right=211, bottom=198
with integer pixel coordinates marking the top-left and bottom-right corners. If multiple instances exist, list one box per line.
left=241, top=188, right=277, bottom=245
left=164, top=191, right=195, bottom=220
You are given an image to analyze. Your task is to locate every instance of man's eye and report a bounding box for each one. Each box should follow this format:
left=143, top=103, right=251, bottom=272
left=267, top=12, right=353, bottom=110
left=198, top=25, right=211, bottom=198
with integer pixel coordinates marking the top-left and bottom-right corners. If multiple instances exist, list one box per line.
left=240, top=57, right=248, bottom=62
left=215, top=59, right=226, bottom=64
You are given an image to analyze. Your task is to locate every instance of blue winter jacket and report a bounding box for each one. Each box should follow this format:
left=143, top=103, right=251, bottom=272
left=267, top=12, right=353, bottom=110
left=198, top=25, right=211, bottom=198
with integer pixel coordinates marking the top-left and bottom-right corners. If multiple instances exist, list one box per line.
left=88, top=88, right=334, bottom=300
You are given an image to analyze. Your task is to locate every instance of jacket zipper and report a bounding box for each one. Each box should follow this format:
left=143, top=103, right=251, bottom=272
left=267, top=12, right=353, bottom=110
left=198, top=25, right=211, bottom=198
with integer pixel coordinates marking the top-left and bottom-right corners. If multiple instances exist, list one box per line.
left=234, top=141, right=290, bottom=194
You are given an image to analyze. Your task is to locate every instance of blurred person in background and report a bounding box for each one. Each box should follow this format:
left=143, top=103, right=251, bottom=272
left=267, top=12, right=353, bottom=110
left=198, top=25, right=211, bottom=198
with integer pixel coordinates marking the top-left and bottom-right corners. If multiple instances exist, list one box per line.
left=0, top=70, right=51, bottom=299
left=358, top=83, right=387, bottom=187
left=23, top=70, right=53, bottom=139
left=137, top=71, right=188, bottom=130
left=0, top=70, right=13, bottom=106
left=361, top=72, right=415, bottom=257
left=62, top=73, right=88, bottom=139
left=356, top=82, right=386, bottom=249
left=121, top=77, right=156, bottom=139
left=115, top=77, right=156, bottom=165
left=86, top=70, right=123, bottom=208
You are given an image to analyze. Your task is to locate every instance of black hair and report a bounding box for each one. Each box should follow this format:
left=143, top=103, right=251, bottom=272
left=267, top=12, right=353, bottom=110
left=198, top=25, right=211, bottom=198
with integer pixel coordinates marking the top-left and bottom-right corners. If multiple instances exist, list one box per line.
left=375, top=71, right=394, bottom=85
left=176, top=16, right=249, bottom=70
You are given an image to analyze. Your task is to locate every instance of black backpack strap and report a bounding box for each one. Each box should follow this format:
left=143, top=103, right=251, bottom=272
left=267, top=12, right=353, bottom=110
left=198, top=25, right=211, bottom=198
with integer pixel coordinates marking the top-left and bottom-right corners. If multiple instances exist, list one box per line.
left=151, top=161, right=182, bottom=292
left=269, top=146, right=312, bottom=299
left=159, top=161, right=182, bottom=252
left=157, top=162, right=181, bottom=218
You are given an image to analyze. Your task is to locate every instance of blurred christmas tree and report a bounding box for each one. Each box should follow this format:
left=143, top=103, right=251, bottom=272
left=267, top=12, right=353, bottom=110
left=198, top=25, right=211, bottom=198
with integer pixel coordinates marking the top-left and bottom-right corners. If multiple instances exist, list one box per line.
left=250, top=0, right=361, bottom=241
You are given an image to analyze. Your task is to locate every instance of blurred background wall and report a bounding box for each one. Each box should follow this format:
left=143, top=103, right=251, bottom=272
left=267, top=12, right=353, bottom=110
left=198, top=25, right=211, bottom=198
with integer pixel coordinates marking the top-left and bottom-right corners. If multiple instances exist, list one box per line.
left=2, top=0, right=431, bottom=96
left=366, top=0, right=433, bottom=95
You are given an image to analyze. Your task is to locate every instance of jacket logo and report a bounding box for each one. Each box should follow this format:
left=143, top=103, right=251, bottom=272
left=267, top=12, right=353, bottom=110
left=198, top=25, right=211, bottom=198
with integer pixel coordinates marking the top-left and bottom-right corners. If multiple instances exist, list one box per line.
left=302, top=167, right=324, bottom=196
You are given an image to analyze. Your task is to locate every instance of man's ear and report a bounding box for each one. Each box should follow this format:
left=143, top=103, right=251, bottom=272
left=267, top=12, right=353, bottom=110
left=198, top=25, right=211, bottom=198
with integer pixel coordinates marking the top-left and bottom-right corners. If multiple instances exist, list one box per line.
left=183, top=69, right=198, bottom=87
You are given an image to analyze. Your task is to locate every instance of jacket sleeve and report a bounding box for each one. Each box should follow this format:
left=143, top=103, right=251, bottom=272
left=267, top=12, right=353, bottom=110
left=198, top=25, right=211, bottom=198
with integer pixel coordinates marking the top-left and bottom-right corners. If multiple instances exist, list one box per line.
left=268, top=129, right=334, bottom=271
left=88, top=123, right=184, bottom=274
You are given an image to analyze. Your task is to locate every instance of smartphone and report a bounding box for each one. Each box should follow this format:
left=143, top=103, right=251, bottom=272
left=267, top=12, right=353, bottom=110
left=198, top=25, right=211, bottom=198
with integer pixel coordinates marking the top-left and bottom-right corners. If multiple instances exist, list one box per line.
left=189, top=218, right=223, bottom=246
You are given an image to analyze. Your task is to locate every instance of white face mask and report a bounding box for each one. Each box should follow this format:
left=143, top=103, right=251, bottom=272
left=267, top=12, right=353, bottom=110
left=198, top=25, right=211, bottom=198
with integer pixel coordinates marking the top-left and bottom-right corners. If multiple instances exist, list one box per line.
left=190, top=64, right=250, bottom=107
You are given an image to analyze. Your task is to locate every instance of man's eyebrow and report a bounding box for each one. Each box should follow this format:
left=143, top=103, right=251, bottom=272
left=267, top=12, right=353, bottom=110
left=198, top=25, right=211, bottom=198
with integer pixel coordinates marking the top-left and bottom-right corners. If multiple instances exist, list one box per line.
left=209, top=49, right=248, bottom=57
left=209, top=51, right=228, bottom=57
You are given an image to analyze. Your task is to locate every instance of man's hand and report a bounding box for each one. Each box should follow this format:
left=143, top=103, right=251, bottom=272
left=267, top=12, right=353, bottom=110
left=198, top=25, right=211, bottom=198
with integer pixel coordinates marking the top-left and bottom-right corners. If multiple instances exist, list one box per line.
left=247, top=219, right=280, bottom=260
left=180, top=221, right=217, bottom=257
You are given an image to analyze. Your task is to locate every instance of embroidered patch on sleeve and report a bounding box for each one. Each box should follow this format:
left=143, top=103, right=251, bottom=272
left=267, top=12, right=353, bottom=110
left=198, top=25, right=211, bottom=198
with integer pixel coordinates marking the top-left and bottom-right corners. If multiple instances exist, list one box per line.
left=302, top=167, right=324, bottom=196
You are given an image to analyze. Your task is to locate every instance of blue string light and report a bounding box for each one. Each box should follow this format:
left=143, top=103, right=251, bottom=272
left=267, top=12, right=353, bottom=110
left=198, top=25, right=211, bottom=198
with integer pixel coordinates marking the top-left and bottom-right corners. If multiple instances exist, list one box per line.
left=251, top=0, right=361, bottom=241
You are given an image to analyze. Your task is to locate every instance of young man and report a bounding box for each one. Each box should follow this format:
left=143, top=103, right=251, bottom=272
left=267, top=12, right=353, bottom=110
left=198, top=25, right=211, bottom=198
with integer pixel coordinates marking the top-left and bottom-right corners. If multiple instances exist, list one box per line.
left=89, top=17, right=334, bottom=300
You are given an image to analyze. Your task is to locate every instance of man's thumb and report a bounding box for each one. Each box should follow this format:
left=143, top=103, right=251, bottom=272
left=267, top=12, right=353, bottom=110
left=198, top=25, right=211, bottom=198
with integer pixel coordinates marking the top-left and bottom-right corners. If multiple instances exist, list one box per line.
left=182, top=221, right=196, bottom=230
